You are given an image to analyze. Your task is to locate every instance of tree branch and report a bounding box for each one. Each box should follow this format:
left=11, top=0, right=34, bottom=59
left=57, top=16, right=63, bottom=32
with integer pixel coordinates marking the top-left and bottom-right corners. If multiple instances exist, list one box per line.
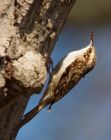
left=0, top=0, right=76, bottom=139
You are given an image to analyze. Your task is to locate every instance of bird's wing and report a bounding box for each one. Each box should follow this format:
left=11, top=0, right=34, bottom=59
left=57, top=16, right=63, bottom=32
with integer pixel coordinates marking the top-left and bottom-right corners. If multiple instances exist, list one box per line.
left=53, top=58, right=86, bottom=101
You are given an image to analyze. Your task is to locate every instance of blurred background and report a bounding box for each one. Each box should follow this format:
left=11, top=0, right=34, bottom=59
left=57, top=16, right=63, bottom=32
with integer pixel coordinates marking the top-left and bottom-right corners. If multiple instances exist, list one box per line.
left=17, top=0, right=111, bottom=140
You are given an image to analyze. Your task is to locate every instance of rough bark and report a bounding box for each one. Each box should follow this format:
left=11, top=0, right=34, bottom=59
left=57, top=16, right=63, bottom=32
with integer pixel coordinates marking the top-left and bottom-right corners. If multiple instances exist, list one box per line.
left=0, top=0, right=76, bottom=139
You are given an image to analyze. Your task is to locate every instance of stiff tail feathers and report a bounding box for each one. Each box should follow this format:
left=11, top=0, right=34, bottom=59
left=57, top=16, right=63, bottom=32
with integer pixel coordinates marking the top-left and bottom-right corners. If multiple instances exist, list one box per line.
left=16, top=104, right=44, bottom=132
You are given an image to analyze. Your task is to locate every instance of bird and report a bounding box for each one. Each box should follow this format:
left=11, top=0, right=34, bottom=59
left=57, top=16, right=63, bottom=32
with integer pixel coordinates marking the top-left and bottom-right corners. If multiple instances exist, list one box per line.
left=17, top=32, right=96, bottom=130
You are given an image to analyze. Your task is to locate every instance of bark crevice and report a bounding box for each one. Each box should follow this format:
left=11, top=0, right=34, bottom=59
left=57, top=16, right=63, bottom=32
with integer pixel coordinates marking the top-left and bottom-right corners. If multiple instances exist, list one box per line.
left=0, top=0, right=76, bottom=139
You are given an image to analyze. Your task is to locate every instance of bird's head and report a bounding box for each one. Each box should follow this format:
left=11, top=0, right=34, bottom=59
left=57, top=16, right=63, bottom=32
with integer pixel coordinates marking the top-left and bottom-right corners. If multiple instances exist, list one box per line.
left=82, top=32, right=96, bottom=70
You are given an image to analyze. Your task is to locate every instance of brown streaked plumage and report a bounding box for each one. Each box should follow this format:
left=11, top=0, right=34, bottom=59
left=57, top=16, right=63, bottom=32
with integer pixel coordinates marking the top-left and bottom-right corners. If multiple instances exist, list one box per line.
left=17, top=32, right=96, bottom=130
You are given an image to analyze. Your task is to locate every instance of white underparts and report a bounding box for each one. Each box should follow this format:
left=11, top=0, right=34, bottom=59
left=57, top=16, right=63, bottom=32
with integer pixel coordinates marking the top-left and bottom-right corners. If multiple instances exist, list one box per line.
left=53, top=43, right=93, bottom=84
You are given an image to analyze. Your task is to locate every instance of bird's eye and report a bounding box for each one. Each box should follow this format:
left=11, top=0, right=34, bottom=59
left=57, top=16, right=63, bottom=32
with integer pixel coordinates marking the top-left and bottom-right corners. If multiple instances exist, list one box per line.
left=89, top=49, right=92, bottom=53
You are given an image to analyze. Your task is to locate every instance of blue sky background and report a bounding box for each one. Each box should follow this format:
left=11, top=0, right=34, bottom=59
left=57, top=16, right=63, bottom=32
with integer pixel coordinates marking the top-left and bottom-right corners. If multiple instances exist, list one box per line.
left=16, top=24, right=111, bottom=140
left=16, top=1, right=111, bottom=140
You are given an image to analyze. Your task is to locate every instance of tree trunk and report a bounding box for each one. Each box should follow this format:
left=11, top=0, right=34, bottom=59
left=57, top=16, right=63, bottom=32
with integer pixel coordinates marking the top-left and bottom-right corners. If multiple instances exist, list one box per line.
left=0, top=0, right=76, bottom=139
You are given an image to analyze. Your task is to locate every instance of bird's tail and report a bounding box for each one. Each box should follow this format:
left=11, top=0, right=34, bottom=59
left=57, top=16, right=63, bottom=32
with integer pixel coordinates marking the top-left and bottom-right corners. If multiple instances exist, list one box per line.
left=16, top=103, right=45, bottom=133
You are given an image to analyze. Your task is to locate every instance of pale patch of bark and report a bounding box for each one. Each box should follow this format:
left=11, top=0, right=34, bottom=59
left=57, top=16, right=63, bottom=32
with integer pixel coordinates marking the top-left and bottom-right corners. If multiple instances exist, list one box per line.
left=0, top=0, right=76, bottom=139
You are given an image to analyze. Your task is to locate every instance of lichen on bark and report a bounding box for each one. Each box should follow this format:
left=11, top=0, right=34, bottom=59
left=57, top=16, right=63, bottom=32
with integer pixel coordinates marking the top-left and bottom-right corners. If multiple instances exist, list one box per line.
left=0, top=0, right=76, bottom=139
